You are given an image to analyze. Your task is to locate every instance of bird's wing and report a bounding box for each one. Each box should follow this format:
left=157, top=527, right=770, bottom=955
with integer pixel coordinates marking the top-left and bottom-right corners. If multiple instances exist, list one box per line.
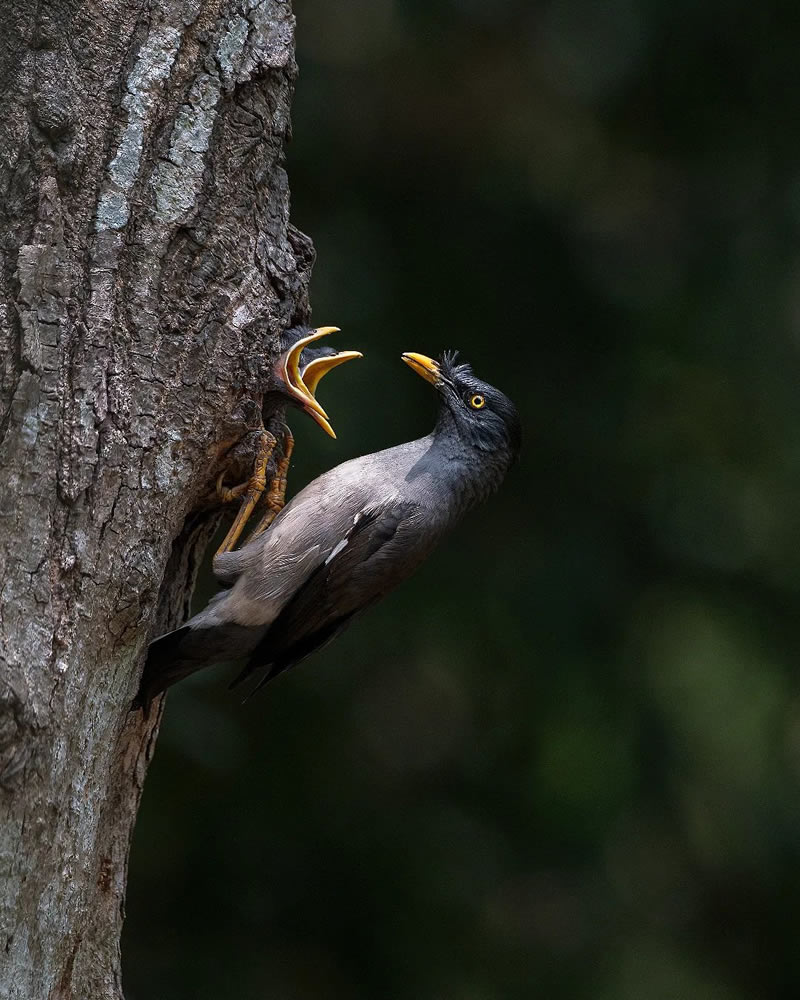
left=138, top=454, right=431, bottom=707
left=231, top=500, right=431, bottom=690
left=211, top=474, right=374, bottom=628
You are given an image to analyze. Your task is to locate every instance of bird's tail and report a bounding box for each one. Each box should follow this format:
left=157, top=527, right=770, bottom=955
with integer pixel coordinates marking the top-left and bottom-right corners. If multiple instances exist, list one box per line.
left=133, top=625, right=193, bottom=711
left=133, top=619, right=263, bottom=713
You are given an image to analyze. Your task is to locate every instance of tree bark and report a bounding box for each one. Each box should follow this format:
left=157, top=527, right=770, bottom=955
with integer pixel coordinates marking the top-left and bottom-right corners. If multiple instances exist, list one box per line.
left=0, top=2, right=312, bottom=996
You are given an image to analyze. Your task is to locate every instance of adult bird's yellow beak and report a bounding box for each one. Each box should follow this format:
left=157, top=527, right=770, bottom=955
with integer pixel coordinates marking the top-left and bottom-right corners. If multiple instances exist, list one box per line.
left=401, top=352, right=441, bottom=386
left=282, top=327, right=360, bottom=438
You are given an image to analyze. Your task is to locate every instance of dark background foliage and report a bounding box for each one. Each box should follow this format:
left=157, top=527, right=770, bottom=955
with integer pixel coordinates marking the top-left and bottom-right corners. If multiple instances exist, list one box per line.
left=125, top=2, right=800, bottom=997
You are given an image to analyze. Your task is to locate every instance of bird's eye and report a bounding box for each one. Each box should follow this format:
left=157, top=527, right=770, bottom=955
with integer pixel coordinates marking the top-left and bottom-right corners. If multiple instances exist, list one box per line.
left=469, top=394, right=486, bottom=410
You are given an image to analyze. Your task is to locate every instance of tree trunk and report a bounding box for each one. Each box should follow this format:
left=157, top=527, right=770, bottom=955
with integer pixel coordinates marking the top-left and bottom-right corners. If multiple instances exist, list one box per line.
left=0, top=2, right=312, bottom=996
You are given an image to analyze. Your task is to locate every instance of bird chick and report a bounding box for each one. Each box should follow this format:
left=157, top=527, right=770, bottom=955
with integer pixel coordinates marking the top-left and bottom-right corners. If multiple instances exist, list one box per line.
left=137, top=351, right=520, bottom=707
left=265, top=325, right=362, bottom=438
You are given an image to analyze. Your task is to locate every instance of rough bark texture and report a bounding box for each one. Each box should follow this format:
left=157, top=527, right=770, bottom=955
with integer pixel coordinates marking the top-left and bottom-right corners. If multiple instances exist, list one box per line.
left=0, top=2, right=312, bottom=996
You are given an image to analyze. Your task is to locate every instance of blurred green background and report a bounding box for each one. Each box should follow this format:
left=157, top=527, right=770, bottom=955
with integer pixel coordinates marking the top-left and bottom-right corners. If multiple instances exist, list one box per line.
left=124, top=2, right=800, bottom=997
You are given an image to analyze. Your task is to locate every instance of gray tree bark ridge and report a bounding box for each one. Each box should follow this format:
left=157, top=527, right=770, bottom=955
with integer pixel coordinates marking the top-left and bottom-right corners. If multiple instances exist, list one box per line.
left=0, top=1, right=312, bottom=996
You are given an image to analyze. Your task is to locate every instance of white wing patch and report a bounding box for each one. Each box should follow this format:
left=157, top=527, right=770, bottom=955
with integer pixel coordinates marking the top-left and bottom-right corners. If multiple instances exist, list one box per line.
left=325, top=537, right=349, bottom=565
left=323, top=508, right=368, bottom=565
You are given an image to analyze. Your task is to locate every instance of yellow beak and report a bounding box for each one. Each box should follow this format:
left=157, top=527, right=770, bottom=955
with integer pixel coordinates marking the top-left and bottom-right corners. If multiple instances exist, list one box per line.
left=302, top=350, right=363, bottom=395
left=401, top=352, right=441, bottom=386
left=283, top=327, right=361, bottom=439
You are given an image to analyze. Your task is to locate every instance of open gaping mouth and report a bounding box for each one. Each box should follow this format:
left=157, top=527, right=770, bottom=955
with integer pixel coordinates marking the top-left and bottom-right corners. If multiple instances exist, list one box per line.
left=281, top=327, right=362, bottom=438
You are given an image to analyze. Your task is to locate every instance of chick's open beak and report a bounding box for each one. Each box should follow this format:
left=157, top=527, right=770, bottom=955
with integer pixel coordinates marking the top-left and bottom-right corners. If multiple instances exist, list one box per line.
left=281, top=327, right=361, bottom=438
left=401, top=352, right=441, bottom=386
left=303, top=351, right=363, bottom=395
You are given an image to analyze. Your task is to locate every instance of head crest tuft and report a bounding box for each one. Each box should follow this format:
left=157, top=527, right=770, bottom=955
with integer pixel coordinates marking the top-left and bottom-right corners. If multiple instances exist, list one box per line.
left=439, top=350, right=473, bottom=381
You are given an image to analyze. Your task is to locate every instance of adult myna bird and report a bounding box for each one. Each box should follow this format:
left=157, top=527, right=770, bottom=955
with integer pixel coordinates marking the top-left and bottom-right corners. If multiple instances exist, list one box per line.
left=137, top=351, right=520, bottom=707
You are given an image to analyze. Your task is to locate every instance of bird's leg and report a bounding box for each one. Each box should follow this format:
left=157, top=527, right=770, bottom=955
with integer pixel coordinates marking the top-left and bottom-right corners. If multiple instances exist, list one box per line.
left=249, top=427, right=294, bottom=539
left=214, top=429, right=277, bottom=557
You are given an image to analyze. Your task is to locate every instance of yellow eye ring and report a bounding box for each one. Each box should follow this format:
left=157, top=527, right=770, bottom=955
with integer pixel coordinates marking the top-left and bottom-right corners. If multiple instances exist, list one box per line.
left=469, top=394, right=486, bottom=410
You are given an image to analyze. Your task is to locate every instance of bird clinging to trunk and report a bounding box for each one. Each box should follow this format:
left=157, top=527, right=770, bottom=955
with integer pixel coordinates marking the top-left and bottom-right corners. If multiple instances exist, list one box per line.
left=137, top=350, right=520, bottom=708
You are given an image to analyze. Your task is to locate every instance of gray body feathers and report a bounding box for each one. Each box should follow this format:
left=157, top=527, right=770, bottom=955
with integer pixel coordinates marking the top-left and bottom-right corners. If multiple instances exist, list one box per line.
left=138, top=362, right=519, bottom=706
left=141, top=436, right=457, bottom=703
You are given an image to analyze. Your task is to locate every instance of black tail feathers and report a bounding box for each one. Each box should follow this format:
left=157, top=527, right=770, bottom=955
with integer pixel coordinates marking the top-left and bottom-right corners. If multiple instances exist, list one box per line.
left=132, top=620, right=268, bottom=713
left=132, top=625, right=195, bottom=714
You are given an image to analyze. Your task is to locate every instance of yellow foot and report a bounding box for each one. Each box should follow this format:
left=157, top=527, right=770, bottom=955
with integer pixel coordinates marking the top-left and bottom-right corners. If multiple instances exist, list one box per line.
left=250, top=428, right=294, bottom=539
left=214, top=429, right=276, bottom=557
